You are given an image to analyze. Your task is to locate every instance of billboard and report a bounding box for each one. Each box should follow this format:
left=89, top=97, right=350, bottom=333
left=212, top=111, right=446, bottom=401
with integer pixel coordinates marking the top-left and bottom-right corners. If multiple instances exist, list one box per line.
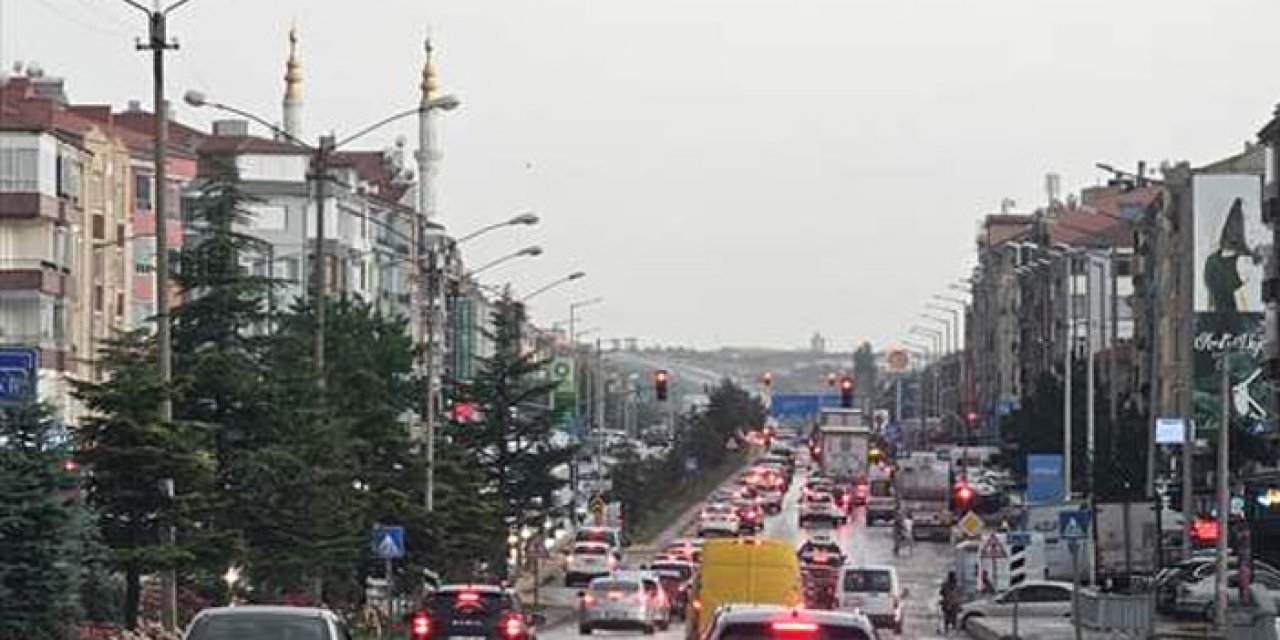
left=1192, top=174, right=1273, bottom=435
left=769, top=393, right=842, bottom=420
left=1025, top=453, right=1065, bottom=505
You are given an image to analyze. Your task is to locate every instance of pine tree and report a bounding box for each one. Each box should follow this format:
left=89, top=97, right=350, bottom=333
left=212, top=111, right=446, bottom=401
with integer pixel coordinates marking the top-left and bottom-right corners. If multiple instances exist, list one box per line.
left=457, top=297, right=574, bottom=574
left=73, top=331, right=209, bottom=628
left=0, top=403, right=81, bottom=639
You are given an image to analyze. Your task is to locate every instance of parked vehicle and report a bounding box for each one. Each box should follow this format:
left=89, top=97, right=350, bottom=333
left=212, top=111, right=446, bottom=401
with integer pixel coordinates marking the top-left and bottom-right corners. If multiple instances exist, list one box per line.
left=837, top=565, right=907, bottom=633
left=958, top=580, right=1074, bottom=630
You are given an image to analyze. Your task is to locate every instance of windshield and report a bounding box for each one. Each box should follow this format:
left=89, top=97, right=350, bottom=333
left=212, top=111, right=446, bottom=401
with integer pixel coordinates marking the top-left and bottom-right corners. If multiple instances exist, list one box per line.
left=187, top=614, right=329, bottom=640
left=843, top=570, right=893, bottom=593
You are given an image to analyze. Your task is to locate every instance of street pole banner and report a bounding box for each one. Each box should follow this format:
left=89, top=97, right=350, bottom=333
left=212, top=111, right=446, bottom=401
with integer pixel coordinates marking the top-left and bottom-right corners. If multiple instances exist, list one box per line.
left=1026, top=454, right=1065, bottom=505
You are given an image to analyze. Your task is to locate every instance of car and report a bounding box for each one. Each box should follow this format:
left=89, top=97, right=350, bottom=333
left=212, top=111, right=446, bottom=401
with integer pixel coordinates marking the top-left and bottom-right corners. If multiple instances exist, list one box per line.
left=799, top=491, right=846, bottom=526
left=565, top=541, right=619, bottom=586
left=183, top=606, right=353, bottom=640
left=797, top=534, right=845, bottom=568
left=958, top=580, right=1075, bottom=630
left=578, top=574, right=667, bottom=635
left=1157, top=556, right=1280, bottom=614
left=648, top=559, right=698, bottom=620
left=803, top=477, right=834, bottom=497
left=837, top=565, right=906, bottom=633
left=1173, top=568, right=1280, bottom=619
left=698, top=503, right=742, bottom=538
left=733, top=498, right=765, bottom=534
left=574, top=526, right=626, bottom=559
left=701, top=605, right=877, bottom=640
left=662, top=538, right=705, bottom=565
left=410, top=585, right=543, bottom=640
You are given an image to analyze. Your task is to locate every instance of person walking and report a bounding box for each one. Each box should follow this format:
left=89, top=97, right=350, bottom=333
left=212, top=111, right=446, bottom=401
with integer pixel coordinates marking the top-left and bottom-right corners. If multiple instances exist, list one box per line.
left=939, top=571, right=961, bottom=634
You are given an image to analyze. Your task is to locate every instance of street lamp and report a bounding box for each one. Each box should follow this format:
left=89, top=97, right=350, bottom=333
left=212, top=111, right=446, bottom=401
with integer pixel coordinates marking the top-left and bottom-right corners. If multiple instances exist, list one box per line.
left=919, top=314, right=953, bottom=354
left=184, top=89, right=460, bottom=385
left=569, top=297, right=604, bottom=344
left=456, top=212, right=540, bottom=244
left=522, top=271, right=586, bottom=303
left=468, top=245, right=544, bottom=278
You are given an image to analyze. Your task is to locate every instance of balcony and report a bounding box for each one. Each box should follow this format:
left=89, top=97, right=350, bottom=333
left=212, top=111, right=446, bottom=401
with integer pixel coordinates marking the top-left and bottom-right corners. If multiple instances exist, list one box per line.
left=0, top=258, right=72, bottom=295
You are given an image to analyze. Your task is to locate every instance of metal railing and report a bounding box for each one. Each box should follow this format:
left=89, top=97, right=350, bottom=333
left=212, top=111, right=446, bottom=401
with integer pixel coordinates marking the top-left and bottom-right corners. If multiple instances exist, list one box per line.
left=1078, top=590, right=1153, bottom=635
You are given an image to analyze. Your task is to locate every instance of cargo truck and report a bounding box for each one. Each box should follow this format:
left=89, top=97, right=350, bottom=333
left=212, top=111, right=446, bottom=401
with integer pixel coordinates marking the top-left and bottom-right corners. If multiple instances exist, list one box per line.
left=815, top=408, right=870, bottom=484
left=896, top=452, right=953, bottom=540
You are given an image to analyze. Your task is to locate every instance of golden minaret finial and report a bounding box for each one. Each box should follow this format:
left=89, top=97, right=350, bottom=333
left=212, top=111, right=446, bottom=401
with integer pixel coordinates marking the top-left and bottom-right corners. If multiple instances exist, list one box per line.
left=285, top=24, right=303, bottom=102
left=421, top=37, right=438, bottom=102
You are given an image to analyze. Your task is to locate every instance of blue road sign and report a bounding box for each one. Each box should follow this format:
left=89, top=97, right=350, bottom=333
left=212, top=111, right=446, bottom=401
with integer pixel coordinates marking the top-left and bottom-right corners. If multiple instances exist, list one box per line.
left=372, top=526, right=405, bottom=559
left=1058, top=510, right=1091, bottom=539
left=769, top=393, right=841, bottom=420
left=1026, top=454, right=1065, bottom=505
left=0, top=347, right=38, bottom=405
left=1007, top=531, right=1032, bottom=547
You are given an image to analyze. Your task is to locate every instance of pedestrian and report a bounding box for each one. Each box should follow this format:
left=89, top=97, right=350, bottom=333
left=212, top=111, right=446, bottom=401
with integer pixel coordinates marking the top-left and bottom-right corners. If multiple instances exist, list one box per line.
left=979, top=569, right=995, bottom=595
left=939, top=571, right=961, bottom=634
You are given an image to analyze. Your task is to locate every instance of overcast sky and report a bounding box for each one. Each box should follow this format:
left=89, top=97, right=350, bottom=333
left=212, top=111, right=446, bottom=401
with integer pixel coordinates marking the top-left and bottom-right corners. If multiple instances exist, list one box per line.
left=10, top=0, right=1280, bottom=349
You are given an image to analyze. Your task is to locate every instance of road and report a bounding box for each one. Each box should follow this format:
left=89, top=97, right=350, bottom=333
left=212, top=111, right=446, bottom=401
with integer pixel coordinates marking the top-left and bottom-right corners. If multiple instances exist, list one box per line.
left=539, top=462, right=954, bottom=640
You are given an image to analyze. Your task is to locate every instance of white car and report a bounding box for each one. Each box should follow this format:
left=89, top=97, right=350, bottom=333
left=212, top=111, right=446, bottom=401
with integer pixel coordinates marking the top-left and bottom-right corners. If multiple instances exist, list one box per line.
left=702, top=605, right=876, bottom=640
left=697, top=503, right=741, bottom=538
left=565, top=541, right=618, bottom=587
left=1174, top=569, right=1280, bottom=620
left=578, top=574, right=668, bottom=635
left=959, top=580, right=1074, bottom=630
left=838, top=565, right=906, bottom=633
left=799, top=491, right=846, bottom=526
left=183, top=606, right=352, bottom=640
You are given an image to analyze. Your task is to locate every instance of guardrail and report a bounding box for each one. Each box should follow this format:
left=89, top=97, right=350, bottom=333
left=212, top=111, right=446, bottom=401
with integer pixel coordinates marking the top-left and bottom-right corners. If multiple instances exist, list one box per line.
left=1078, top=591, right=1153, bottom=636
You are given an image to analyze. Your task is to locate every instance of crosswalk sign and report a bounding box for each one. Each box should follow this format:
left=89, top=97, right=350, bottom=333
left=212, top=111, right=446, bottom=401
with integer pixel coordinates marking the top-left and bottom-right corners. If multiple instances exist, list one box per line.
left=372, top=526, right=405, bottom=559
left=1058, top=510, right=1090, bottom=540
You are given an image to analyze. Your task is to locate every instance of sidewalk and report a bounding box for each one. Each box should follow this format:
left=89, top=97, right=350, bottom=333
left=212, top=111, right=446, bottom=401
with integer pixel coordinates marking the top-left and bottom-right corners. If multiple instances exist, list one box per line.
left=964, top=616, right=1264, bottom=640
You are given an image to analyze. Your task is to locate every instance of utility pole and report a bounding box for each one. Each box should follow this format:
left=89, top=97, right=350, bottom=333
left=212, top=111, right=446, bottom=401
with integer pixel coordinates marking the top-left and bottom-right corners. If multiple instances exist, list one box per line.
left=310, top=136, right=334, bottom=386
left=1214, top=346, right=1231, bottom=626
left=1064, top=253, right=1075, bottom=498
left=1086, top=254, right=1097, bottom=494
left=123, top=1, right=195, bottom=631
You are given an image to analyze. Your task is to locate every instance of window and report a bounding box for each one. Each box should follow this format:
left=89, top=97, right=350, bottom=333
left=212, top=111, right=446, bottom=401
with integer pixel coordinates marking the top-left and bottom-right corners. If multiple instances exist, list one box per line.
left=135, top=174, right=152, bottom=210
left=842, top=570, right=892, bottom=593
left=116, top=292, right=125, bottom=318
left=92, top=215, right=105, bottom=240
left=0, top=144, right=38, bottom=192
left=93, top=285, right=104, bottom=313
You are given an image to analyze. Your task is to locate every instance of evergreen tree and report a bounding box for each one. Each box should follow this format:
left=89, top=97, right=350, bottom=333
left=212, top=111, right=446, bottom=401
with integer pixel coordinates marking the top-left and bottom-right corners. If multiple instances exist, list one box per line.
left=73, top=331, right=208, bottom=628
left=170, top=157, right=276, bottom=594
left=0, top=403, right=81, bottom=639
left=457, top=298, right=573, bottom=573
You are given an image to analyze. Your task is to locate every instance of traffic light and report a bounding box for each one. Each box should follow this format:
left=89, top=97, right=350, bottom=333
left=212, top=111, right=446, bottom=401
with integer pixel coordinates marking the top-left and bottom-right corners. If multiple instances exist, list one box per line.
left=654, top=369, right=669, bottom=401
left=954, top=482, right=974, bottom=510
left=839, top=375, right=854, bottom=408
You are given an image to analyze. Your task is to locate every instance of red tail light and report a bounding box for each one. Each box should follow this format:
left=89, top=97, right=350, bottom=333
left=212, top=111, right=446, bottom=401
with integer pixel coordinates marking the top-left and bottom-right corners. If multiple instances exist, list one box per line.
left=582, top=593, right=596, bottom=607
left=692, top=599, right=703, bottom=610
left=607, top=590, right=625, bottom=600
left=502, top=615, right=525, bottom=639
left=457, top=592, right=481, bottom=605
left=771, top=621, right=818, bottom=634
left=411, top=611, right=431, bottom=639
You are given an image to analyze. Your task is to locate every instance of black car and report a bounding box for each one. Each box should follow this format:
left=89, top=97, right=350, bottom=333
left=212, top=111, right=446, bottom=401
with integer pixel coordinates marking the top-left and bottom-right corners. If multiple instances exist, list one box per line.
left=411, top=585, right=544, bottom=640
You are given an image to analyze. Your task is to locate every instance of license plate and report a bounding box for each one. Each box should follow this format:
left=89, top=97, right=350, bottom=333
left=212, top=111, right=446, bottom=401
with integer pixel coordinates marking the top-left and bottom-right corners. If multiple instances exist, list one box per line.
left=454, top=636, right=486, bottom=640
left=607, top=611, right=628, bottom=619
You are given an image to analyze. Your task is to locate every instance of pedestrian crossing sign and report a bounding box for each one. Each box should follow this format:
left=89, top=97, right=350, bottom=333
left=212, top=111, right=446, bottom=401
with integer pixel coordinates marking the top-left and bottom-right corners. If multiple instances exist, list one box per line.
left=372, top=525, right=405, bottom=559
left=1058, top=510, right=1090, bottom=539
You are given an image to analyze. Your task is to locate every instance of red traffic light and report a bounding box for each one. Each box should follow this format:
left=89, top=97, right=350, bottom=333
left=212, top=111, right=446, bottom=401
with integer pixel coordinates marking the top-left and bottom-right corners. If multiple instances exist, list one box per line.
left=654, top=369, right=670, bottom=401
left=411, top=611, right=431, bottom=639
left=654, top=370, right=669, bottom=384
left=955, top=482, right=974, bottom=504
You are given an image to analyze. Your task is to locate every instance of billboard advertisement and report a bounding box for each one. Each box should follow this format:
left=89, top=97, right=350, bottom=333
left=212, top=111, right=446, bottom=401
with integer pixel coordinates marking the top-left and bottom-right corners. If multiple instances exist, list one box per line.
left=1192, top=174, right=1273, bottom=435
left=1025, top=453, right=1065, bottom=505
left=769, top=393, right=842, bottom=421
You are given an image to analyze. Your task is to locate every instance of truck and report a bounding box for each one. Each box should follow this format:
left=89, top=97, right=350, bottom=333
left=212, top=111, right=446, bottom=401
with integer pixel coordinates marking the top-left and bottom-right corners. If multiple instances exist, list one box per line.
left=896, top=452, right=953, bottom=541
left=815, top=410, right=870, bottom=484
left=865, top=463, right=897, bottom=525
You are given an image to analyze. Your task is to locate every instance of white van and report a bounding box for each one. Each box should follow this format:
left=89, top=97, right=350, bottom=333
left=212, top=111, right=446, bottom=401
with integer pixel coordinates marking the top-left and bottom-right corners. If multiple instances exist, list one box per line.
left=838, top=564, right=907, bottom=633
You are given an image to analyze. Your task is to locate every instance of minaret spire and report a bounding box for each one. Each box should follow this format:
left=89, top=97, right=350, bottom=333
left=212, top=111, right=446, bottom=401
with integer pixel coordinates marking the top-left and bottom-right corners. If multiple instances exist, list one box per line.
left=417, top=35, right=437, bottom=221
left=282, top=23, right=303, bottom=140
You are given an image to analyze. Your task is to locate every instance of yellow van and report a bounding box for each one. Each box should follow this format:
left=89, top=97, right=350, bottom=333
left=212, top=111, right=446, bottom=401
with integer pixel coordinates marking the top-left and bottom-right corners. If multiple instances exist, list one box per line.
left=686, top=537, right=803, bottom=640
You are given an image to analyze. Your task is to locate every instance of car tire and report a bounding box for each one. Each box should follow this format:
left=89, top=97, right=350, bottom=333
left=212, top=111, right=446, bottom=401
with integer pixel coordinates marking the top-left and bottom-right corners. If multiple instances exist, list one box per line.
left=894, top=618, right=903, bottom=634
left=578, top=625, right=592, bottom=636
left=643, top=624, right=655, bottom=635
